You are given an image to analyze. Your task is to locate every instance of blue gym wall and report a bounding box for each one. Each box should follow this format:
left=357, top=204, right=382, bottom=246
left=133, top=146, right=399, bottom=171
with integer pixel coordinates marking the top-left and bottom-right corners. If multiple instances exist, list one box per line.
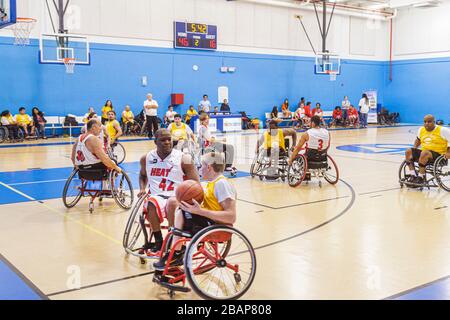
left=384, top=57, right=450, bottom=124
left=2, top=35, right=447, bottom=123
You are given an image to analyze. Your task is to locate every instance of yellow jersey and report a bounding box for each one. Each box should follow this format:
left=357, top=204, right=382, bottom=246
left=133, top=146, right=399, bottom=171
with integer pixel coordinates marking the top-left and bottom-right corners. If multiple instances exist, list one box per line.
left=102, top=106, right=113, bottom=119
left=106, top=120, right=120, bottom=140
left=15, top=114, right=32, bottom=125
left=201, top=176, right=236, bottom=212
left=1, top=115, right=15, bottom=125
left=186, top=109, right=198, bottom=122
left=418, top=126, right=450, bottom=155
left=169, top=123, right=188, bottom=141
left=263, top=129, right=285, bottom=150
left=122, top=110, right=134, bottom=124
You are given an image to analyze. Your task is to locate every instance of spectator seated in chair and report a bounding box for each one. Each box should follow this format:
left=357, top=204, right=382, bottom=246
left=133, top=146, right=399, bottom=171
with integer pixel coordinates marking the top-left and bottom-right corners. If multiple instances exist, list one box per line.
left=15, top=107, right=36, bottom=139
left=185, top=105, right=198, bottom=125
left=281, top=98, right=292, bottom=119
left=347, top=105, right=359, bottom=127
left=121, top=105, right=135, bottom=135
left=165, top=105, right=176, bottom=126
left=32, top=107, right=48, bottom=139
left=312, top=103, right=326, bottom=126
left=1, top=110, right=20, bottom=142
left=330, top=106, right=344, bottom=127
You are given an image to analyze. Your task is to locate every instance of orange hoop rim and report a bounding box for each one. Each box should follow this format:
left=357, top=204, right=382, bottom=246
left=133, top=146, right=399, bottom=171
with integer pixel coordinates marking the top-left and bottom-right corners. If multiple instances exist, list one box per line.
left=16, top=17, right=37, bottom=23
left=63, top=57, right=76, bottom=63
left=326, top=70, right=338, bottom=75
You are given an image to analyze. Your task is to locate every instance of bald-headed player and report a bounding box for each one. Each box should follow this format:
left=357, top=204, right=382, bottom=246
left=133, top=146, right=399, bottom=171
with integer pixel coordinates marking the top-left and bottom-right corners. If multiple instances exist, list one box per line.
left=138, top=129, right=200, bottom=255
left=405, top=114, right=450, bottom=185
left=71, top=119, right=121, bottom=173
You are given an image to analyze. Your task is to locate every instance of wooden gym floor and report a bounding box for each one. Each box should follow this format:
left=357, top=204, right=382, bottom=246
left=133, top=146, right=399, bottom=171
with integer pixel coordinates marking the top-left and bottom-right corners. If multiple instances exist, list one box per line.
left=0, top=125, right=449, bottom=300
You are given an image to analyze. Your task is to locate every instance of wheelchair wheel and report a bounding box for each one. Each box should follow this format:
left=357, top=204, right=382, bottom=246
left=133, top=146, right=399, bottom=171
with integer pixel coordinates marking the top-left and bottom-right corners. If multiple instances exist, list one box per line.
left=62, top=169, right=83, bottom=208
left=111, top=142, right=126, bottom=164
left=250, top=153, right=261, bottom=178
left=123, top=195, right=145, bottom=254
left=0, top=127, right=6, bottom=143
left=184, top=225, right=256, bottom=300
left=288, top=155, right=307, bottom=187
left=434, top=155, right=450, bottom=191
left=324, top=155, right=339, bottom=185
left=110, top=170, right=134, bottom=209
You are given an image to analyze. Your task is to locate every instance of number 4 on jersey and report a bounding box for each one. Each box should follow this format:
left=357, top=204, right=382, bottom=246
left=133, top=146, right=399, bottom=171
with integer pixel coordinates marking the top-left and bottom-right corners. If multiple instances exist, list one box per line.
left=159, top=178, right=175, bottom=192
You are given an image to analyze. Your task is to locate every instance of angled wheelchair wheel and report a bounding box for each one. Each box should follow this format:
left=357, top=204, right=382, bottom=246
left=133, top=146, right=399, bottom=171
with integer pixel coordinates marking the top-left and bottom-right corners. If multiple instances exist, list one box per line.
left=288, top=155, right=307, bottom=187
left=324, top=155, right=339, bottom=185
left=434, top=155, right=450, bottom=192
left=112, top=142, right=126, bottom=164
left=184, top=225, right=256, bottom=300
left=110, top=170, right=134, bottom=209
left=250, top=153, right=261, bottom=178
left=62, top=169, right=83, bottom=208
left=0, top=127, right=7, bottom=143
left=123, top=195, right=146, bottom=254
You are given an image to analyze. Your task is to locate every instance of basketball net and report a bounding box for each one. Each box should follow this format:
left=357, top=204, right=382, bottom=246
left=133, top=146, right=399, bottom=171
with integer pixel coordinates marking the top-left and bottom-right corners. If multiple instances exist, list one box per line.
left=11, top=18, right=36, bottom=46
left=63, top=58, right=76, bottom=74
left=327, top=71, right=338, bottom=82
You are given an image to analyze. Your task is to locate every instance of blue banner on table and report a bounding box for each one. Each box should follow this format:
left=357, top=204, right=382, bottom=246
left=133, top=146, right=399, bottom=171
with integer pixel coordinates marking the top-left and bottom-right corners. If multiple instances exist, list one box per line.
left=190, top=114, right=242, bottom=133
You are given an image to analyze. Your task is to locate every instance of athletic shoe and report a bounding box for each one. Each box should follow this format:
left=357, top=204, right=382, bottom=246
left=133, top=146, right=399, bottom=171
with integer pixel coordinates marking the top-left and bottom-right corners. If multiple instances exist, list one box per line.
left=153, top=250, right=184, bottom=271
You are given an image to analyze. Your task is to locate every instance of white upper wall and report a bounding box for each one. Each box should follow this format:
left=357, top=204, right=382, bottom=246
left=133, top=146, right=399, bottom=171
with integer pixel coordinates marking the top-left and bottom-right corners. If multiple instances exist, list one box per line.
left=2, top=0, right=448, bottom=61
left=393, top=1, right=450, bottom=60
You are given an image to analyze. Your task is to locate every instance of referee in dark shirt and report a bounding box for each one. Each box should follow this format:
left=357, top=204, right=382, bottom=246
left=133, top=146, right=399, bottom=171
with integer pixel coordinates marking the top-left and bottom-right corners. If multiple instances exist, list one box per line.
left=220, top=99, right=230, bottom=113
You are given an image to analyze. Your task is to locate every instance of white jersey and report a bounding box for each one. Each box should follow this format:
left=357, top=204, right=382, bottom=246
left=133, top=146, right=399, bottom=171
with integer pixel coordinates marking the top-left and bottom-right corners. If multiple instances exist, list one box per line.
left=75, top=134, right=101, bottom=166
left=306, top=128, right=330, bottom=151
left=82, top=124, right=106, bottom=145
left=146, top=149, right=185, bottom=197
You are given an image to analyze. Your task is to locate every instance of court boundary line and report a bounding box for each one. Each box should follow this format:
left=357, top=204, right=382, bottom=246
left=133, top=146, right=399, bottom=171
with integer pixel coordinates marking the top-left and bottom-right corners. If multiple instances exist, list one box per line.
left=46, top=271, right=155, bottom=297
left=383, top=274, right=450, bottom=300
left=0, top=253, right=49, bottom=300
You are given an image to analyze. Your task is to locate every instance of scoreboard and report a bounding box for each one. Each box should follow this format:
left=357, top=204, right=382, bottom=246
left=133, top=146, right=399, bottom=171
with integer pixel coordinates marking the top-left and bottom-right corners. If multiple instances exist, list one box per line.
left=174, top=21, right=217, bottom=51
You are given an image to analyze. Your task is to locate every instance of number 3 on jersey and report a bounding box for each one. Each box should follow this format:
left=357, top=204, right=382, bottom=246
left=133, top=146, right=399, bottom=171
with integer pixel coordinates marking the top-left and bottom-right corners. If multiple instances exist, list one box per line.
left=318, top=139, right=324, bottom=151
left=159, top=178, right=175, bottom=192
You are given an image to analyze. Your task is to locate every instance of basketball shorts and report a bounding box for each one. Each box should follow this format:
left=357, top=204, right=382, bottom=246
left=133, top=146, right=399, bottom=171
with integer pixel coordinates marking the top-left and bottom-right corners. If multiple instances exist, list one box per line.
left=411, top=148, right=441, bottom=164
left=143, top=195, right=172, bottom=223
left=182, top=210, right=215, bottom=237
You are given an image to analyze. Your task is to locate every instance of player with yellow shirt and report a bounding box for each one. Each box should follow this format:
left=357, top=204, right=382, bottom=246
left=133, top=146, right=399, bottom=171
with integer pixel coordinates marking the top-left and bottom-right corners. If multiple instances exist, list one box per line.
left=14, top=107, right=35, bottom=138
left=185, top=105, right=198, bottom=125
left=153, top=152, right=236, bottom=270
left=405, top=114, right=450, bottom=185
left=105, top=110, right=122, bottom=144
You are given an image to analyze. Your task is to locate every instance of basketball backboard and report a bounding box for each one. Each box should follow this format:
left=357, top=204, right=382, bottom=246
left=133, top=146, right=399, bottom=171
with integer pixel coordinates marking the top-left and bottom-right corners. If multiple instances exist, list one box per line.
left=315, top=52, right=341, bottom=76
left=39, top=33, right=90, bottom=65
left=0, top=0, right=16, bottom=29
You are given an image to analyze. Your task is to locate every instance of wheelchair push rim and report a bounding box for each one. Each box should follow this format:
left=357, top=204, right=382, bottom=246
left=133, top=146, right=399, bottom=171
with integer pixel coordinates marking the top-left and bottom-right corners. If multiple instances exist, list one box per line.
left=288, top=155, right=307, bottom=187
left=123, top=194, right=146, bottom=255
left=323, top=155, right=339, bottom=185
left=184, top=225, right=257, bottom=300
left=110, top=170, right=134, bottom=209
left=434, top=155, right=450, bottom=192
left=62, top=169, right=83, bottom=208
left=111, top=142, right=126, bottom=164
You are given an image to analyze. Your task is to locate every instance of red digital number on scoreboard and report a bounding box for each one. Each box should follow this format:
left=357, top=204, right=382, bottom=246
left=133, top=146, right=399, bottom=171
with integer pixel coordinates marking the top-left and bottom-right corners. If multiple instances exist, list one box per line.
left=178, top=37, right=189, bottom=47
left=209, top=40, right=216, bottom=49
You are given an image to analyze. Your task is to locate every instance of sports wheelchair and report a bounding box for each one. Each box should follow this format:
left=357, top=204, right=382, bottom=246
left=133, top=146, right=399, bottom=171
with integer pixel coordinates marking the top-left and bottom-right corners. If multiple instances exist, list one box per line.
left=122, top=194, right=256, bottom=300
left=398, top=155, right=449, bottom=191
left=287, top=149, right=339, bottom=188
left=250, top=138, right=291, bottom=182
left=62, top=166, right=134, bottom=213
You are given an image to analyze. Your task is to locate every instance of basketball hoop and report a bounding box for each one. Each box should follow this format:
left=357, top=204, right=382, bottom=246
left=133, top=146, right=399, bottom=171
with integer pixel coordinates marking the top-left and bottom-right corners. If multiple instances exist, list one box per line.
left=63, top=58, right=76, bottom=74
left=11, top=18, right=37, bottom=46
left=327, top=70, right=338, bottom=81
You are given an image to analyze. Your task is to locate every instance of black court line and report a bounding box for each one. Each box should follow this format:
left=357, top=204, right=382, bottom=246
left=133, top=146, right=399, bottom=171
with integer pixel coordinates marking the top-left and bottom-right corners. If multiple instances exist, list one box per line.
left=238, top=195, right=350, bottom=210
left=0, top=253, right=49, bottom=300
left=252, top=178, right=356, bottom=251
left=359, top=187, right=401, bottom=195
left=46, top=271, right=155, bottom=297
left=434, top=206, right=448, bottom=211
left=382, top=274, right=450, bottom=300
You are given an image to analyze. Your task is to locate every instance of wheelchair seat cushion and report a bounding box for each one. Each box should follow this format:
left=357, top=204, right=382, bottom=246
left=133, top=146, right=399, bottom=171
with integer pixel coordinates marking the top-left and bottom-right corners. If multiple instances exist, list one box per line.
left=78, top=164, right=109, bottom=181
